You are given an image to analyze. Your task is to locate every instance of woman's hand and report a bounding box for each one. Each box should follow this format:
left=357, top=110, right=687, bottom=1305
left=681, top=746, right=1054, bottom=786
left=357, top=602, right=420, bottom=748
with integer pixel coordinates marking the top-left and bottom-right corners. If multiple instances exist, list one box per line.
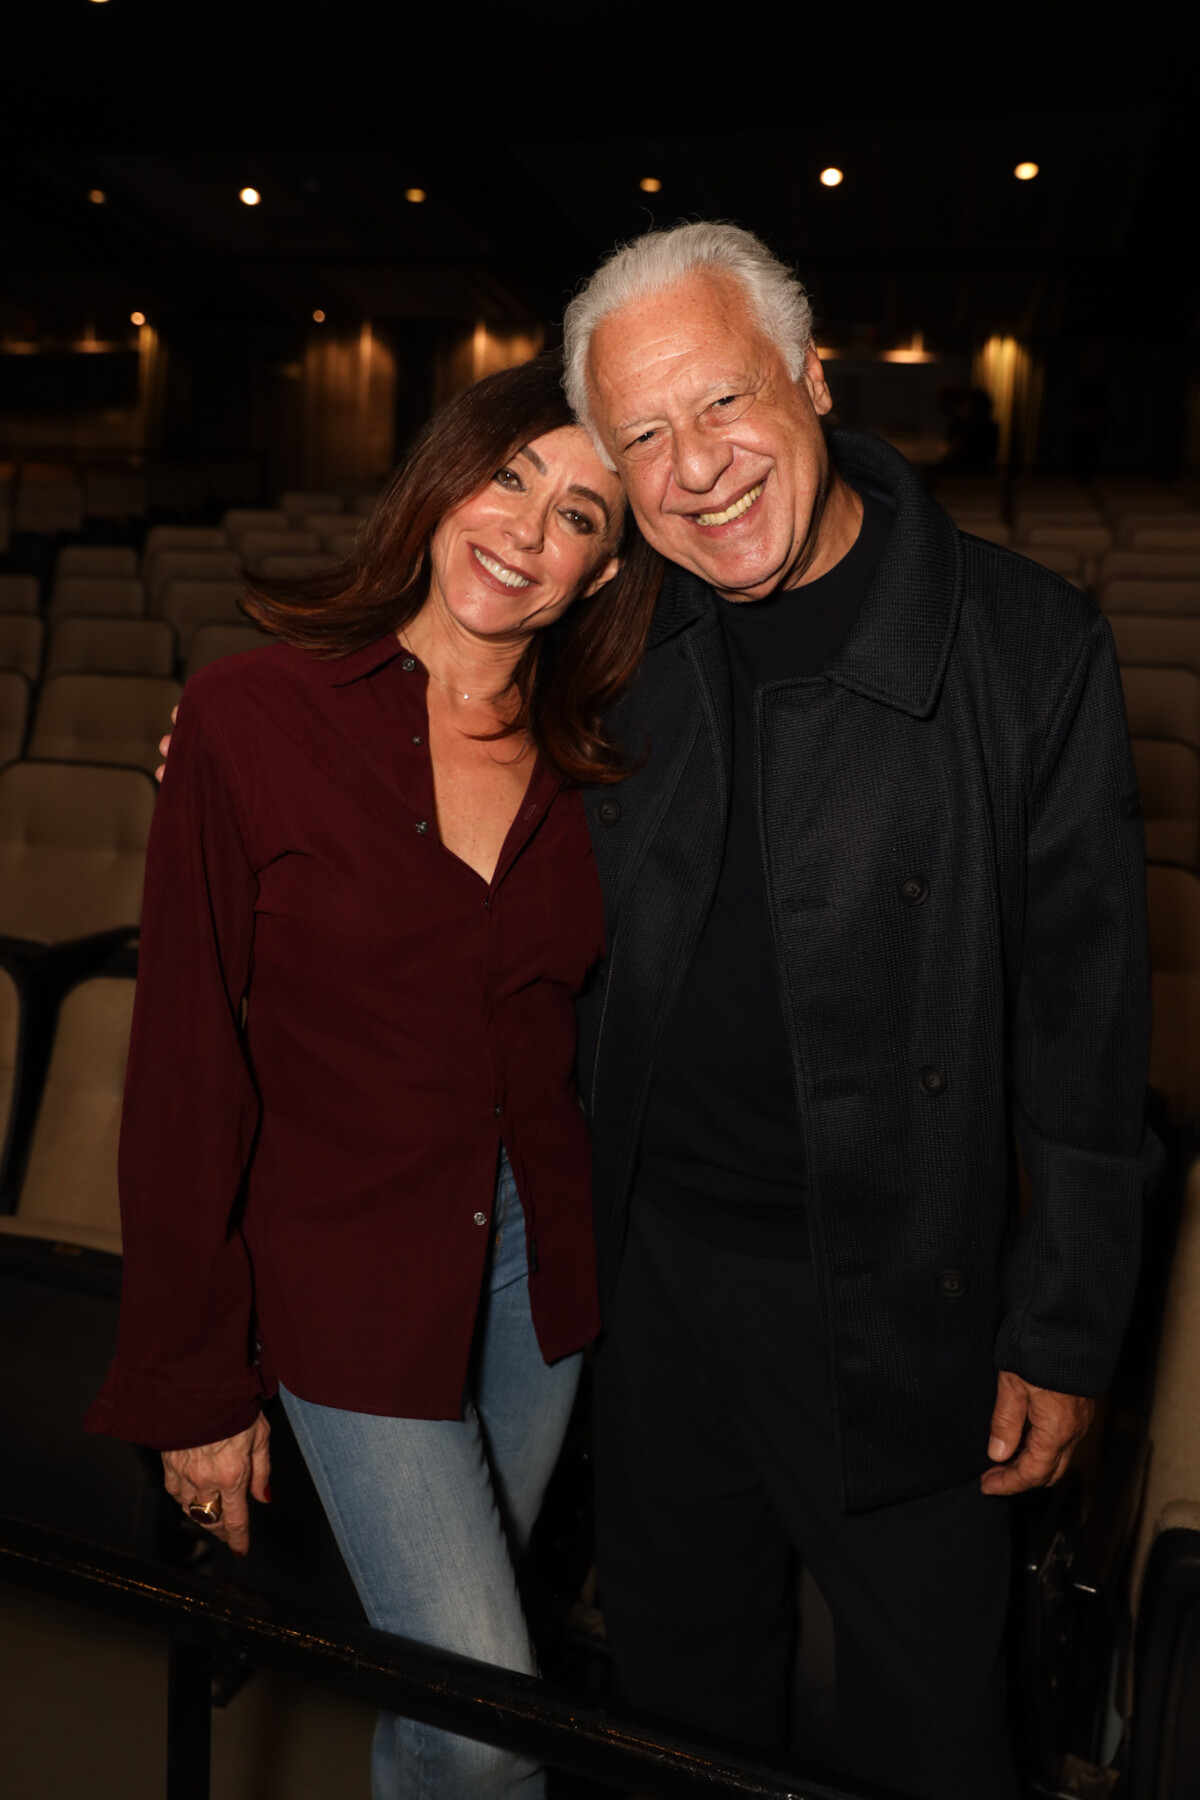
left=156, top=705, right=178, bottom=784
left=161, top=1413, right=271, bottom=1555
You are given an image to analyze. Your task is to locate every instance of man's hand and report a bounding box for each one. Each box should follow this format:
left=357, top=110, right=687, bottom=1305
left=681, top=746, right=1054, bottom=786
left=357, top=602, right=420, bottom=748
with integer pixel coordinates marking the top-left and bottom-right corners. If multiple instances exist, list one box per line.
left=980, top=1370, right=1093, bottom=1496
left=161, top=1413, right=271, bottom=1554
left=155, top=705, right=178, bottom=784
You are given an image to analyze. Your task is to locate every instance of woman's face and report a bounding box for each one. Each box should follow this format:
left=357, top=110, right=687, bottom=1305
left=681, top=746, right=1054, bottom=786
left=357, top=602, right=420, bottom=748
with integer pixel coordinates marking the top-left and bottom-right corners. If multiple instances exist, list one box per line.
left=427, top=424, right=624, bottom=640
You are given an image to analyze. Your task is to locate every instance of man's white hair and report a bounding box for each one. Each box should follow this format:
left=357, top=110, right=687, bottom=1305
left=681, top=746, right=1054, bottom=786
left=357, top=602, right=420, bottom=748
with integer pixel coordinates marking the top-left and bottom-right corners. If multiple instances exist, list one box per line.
left=562, top=221, right=814, bottom=467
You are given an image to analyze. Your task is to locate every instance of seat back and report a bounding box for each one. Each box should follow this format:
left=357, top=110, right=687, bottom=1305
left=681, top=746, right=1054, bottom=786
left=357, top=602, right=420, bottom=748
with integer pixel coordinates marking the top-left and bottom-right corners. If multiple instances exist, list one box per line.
left=0, top=761, right=155, bottom=945
left=303, top=511, right=354, bottom=546
left=0, top=977, right=135, bottom=1253
left=0, top=964, right=20, bottom=1189
left=55, top=546, right=139, bottom=580
left=185, top=622, right=265, bottom=678
left=1022, top=545, right=1085, bottom=583
left=1134, top=741, right=1200, bottom=870
left=1128, top=523, right=1200, bottom=553
left=0, top=669, right=31, bottom=766
left=29, top=674, right=182, bottom=776
left=0, top=613, right=45, bottom=683
left=1147, top=866, right=1200, bottom=974
left=141, top=524, right=227, bottom=582
left=147, top=551, right=241, bottom=610
left=222, top=507, right=288, bottom=540
left=255, top=551, right=334, bottom=577
left=280, top=490, right=341, bottom=523
left=1101, top=552, right=1200, bottom=586
left=1110, top=616, right=1200, bottom=675
left=44, top=617, right=177, bottom=680
left=47, top=576, right=146, bottom=623
left=1102, top=580, right=1200, bottom=616
left=157, top=579, right=245, bottom=652
left=0, top=574, right=40, bottom=614
left=1122, top=668, right=1200, bottom=751
left=237, top=530, right=320, bottom=570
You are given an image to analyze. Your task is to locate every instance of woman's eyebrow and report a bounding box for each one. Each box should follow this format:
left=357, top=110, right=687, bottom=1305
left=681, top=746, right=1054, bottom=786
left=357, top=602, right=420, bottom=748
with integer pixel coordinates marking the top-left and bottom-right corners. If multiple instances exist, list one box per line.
left=568, top=485, right=611, bottom=523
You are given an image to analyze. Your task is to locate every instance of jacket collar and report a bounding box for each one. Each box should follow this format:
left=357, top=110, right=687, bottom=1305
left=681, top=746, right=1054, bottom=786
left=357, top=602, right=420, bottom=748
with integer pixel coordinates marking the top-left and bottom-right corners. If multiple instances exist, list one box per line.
left=647, top=429, right=962, bottom=721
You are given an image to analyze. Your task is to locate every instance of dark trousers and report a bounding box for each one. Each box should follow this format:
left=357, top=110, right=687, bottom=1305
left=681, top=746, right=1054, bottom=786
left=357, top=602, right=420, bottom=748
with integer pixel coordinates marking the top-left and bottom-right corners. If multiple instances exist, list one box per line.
left=593, top=1202, right=1021, bottom=1800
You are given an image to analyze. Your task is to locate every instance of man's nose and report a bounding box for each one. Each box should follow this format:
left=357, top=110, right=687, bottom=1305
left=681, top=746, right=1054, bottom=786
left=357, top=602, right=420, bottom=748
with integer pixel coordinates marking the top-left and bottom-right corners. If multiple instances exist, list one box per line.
left=671, top=424, right=733, bottom=496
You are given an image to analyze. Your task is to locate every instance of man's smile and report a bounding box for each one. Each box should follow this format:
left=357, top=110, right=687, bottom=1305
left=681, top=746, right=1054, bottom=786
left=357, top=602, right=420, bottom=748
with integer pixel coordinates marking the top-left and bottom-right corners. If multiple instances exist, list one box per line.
left=690, top=480, right=765, bottom=531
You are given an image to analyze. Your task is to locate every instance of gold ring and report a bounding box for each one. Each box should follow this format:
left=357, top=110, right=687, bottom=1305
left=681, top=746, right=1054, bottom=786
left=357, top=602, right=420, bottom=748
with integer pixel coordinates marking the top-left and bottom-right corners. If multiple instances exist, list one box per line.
left=187, top=1497, right=223, bottom=1525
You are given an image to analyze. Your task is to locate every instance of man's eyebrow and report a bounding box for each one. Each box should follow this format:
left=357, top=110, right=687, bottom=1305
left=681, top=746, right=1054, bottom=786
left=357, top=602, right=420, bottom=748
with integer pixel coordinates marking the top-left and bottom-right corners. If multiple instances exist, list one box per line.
left=615, top=379, right=754, bottom=436
left=517, top=444, right=547, bottom=474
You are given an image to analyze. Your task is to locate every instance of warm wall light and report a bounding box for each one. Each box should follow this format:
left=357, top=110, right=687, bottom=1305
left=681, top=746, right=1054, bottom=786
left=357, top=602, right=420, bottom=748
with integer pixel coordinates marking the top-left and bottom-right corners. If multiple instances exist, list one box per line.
left=130, top=311, right=146, bottom=326
left=1014, top=161, right=1039, bottom=181
left=312, top=309, right=326, bottom=323
left=87, top=188, right=107, bottom=205
left=883, top=331, right=936, bottom=364
left=819, top=167, right=844, bottom=187
left=405, top=187, right=426, bottom=203
left=239, top=186, right=261, bottom=206
left=639, top=177, right=662, bottom=193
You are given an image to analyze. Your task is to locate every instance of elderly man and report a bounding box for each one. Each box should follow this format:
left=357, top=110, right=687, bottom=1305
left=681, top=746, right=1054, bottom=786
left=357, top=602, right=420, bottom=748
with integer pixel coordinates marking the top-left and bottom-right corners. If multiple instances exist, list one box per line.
left=562, top=224, right=1157, bottom=1798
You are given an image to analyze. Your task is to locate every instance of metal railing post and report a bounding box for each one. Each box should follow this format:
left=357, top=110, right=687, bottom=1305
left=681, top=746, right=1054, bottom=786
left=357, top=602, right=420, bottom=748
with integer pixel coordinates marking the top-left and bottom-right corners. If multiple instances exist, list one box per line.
left=166, top=1639, right=212, bottom=1800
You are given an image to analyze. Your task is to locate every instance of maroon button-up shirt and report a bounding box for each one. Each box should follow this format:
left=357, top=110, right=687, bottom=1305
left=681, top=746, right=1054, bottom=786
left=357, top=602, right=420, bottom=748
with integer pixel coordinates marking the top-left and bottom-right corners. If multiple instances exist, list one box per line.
left=86, top=634, right=605, bottom=1451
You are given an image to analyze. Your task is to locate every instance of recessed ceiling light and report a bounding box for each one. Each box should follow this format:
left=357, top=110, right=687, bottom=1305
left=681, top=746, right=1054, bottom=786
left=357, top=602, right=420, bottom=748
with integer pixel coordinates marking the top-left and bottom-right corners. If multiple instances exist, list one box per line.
left=130, top=311, right=146, bottom=327
left=819, top=167, right=844, bottom=188
left=639, top=177, right=662, bottom=193
left=87, top=188, right=106, bottom=205
left=312, top=309, right=326, bottom=323
left=1014, top=161, right=1039, bottom=181
left=239, top=186, right=261, bottom=207
left=405, top=187, right=426, bottom=204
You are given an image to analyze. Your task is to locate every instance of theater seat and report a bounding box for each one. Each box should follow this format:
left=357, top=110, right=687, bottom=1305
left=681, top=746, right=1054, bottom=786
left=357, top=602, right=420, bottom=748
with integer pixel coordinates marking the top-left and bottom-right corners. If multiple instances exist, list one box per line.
left=147, top=550, right=241, bottom=611
left=141, top=524, right=227, bottom=587
left=29, top=674, right=182, bottom=776
left=1134, top=741, right=1200, bottom=870
left=1022, top=545, right=1085, bottom=584
left=0, top=575, right=41, bottom=614
left=157, top=578, right=246, bottom=653
left=0, top=613, right=45, bottom=683
left=281, top=490, right=341, bottom=524
left=185, top=622, right=265, bottom=678
left=1122, top=668, right=1200, bottom=751
left=0, top=669, right=31, bottom=766
left=222, top=507, right=288, bottom=541
left=0, top=964, right=21, bottom=1189
left=0, top=761, right=155, bottom=947
left=256, top=551, right=335, bottom=576
left=47, top=576, right=146, bottom=623
left=0, top=976, right=133, bottom=1255
left=1101, top=554, right=1200, bottom=587
left=55, top=546, right=139, bottom=580
left=44, top=617, right=177, bottom=680
left=1110, top=615, right=1200, bottom=676
left=1102, top=579, right=1200, bottom=616
left=330, top=531, right=360, bottom=560
left=304, top=511, right=355, bottom=547
left=237, top=529, right=321, bottom=570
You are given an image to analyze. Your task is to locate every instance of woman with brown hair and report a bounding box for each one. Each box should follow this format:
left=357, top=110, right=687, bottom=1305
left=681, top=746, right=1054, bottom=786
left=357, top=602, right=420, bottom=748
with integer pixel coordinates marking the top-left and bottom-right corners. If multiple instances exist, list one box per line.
left=87, top=353, right=662, bottom=1798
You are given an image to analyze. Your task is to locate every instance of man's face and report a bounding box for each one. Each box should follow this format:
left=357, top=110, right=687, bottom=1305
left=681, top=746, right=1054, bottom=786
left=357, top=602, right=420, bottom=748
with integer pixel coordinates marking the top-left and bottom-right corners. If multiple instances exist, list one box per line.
left=586, top=272, right=838, bottom=601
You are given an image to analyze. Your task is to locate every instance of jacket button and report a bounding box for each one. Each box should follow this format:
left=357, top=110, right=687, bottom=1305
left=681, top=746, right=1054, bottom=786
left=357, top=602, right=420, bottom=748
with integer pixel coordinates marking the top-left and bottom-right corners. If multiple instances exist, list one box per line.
left=596, top=799, right=621, bottom=826
left=899, top=875, right=929, bottom=906
left=938, top=1269, right=967, bottom=1297
left=474, top=1212, right=488, bottom=1226
left=918, top=1065, right=946, bottom=1097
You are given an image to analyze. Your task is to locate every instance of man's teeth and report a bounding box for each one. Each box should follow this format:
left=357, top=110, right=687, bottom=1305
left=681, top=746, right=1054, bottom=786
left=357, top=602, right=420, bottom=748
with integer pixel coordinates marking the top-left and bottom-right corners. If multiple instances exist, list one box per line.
left=696, top=483, right=763, bottom=528
left=473, top=547, right=531, bottom=588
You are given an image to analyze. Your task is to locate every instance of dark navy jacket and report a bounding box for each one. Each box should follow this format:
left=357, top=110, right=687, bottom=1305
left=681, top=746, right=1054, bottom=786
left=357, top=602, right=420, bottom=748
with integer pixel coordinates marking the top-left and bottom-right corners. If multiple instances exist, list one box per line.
left=578, top=429, right=1159, bottom=1512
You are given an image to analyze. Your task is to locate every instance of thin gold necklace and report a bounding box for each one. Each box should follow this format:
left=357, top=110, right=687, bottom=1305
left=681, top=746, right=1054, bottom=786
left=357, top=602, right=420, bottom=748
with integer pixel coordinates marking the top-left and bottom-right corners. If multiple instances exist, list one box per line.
left=398, top=636, right=507, bottom=706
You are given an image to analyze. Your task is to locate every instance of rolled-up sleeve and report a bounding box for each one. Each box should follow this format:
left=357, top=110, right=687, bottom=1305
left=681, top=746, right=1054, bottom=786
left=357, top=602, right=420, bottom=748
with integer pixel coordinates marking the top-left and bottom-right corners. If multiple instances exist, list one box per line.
left=85, top=691, right=263, bottom=1449
left=996, top=614, right=1163, bottom=1395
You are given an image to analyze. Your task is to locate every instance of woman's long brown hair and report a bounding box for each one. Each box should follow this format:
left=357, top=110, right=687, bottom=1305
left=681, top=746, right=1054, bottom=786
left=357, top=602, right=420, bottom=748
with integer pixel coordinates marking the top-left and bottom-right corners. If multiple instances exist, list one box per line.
left=239, top=353, right=663, bottom=785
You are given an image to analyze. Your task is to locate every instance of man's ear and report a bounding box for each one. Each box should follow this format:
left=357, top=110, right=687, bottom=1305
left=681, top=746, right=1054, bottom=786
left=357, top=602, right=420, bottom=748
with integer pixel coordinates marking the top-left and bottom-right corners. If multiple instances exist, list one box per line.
left=802, top=345, right=833, bottom=417
left=582, top=552, right=621, bottom=599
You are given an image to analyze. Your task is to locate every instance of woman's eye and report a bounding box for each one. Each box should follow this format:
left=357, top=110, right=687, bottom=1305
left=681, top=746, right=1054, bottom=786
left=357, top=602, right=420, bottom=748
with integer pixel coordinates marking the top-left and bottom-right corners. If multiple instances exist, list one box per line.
left=493, top=466, right=522, bottom=489
left=561, top=509, right=594, bottom=533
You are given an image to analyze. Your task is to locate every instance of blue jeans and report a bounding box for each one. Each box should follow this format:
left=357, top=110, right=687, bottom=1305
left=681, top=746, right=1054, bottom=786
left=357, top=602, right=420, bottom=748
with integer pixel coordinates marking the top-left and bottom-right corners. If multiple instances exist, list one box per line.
left=280, top=1151, right=581, bottom=1799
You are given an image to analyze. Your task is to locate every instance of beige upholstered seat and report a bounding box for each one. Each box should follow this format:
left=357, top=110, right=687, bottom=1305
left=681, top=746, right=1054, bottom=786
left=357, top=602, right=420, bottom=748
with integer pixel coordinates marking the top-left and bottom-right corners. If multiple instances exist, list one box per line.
left=0, top=574, right=41, bottom=614
left=303, top=511, right=355, bottom=546
left=1134, top=741, right=1200, bottom=870
left=0, top=613, right=44, bottom=683
left=0, top=761, right=154, bottom=945
left=1121, top=667, right=1200, bottom=751
left=1100, top=552, right=1200, bottom=585
left=55, top=545, right=139, bottom=580
left=141, top=524, right=227, bottom=583
left=330, top=532, right=360, bottom=560
left=955, top=520, right=1012, bottom=547
left=255, top=551, right=334, bottom=577
left=0, top=976, right=135, bottom=1255
left=0, top=669, right=31, bottom=767
left=1110, top=614, right=1200, bottom=674
left=1100, top=579, right=1200, bottom=616
left=237, top=530, right=320, bottom=570
left=29, top=674, right=182, bottom=776
left=185, top=622, right=265, bottom=678
left=1128, top=522, right=1200, bottom=553
left=1147, top=864, right=1200, bottom=974
left=147, top=551, right=241, bottom=610
left=222, top=508, right=288, bottom=541
left=157, top=579, right=246, bottom=653
left=1018, top=520, right=1112, bottom=556
left=0, top=964, right=18, bottom=1179
left=47, top=576, right=146, bottom=623
left=1021, top=545, right=1084, bottom=584
left=281, top=490, right=341, bottom=523
left=44, top=617, right=177, bottom=680
left=1131, top=1159, right=1200, bottom=1604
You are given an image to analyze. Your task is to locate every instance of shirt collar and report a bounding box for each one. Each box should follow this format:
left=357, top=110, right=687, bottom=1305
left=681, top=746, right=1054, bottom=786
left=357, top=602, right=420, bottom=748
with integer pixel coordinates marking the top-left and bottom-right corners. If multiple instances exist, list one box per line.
left=327, top=631, right=409, bottom=686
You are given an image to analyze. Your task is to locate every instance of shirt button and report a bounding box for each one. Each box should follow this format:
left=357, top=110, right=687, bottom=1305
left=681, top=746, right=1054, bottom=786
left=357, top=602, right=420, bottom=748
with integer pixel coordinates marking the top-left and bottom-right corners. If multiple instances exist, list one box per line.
left=401, top=657, right=416, bottom=672
left=899, top=875, right=929, bottom=906
left=918, top=1065, right=946, bottom=1097
left=473, top=1212, right=488, bottom=1226
left=937, top=1269, right=967, bottom=1297
left=411, top=734, right=423, bottom=746
left=494, top=1104, right=502, bottom=1116
left=596, top=799, right=621, bottom=826
left=415, top=820, right=429, bottom=834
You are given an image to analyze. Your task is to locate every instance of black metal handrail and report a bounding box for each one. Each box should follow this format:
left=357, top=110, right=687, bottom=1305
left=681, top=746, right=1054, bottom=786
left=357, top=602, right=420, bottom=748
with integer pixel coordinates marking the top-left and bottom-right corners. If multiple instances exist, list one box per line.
left=0, top=1512, right=906, bottom=1800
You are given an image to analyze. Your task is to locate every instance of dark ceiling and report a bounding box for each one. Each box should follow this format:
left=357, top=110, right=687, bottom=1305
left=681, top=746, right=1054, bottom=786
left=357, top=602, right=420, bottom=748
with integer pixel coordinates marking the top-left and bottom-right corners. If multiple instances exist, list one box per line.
left=1, top=0, right=1195, bottom=348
